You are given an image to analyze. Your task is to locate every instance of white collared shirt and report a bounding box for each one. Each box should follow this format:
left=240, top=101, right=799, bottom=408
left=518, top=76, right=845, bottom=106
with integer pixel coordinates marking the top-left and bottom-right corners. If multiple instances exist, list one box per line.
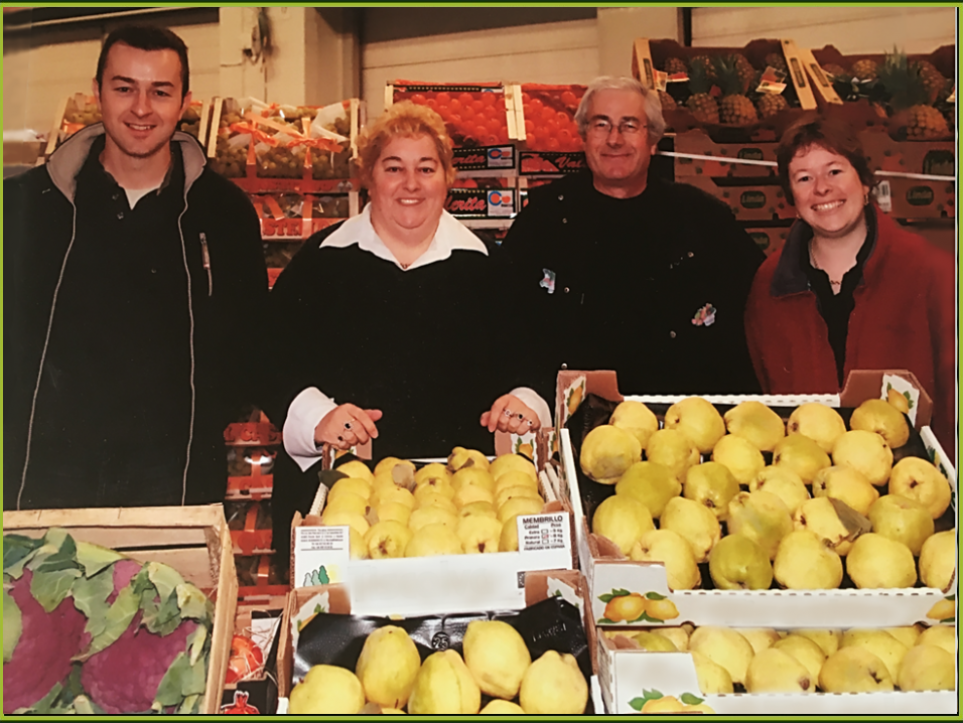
left=283, top=206, right=550, bottom=469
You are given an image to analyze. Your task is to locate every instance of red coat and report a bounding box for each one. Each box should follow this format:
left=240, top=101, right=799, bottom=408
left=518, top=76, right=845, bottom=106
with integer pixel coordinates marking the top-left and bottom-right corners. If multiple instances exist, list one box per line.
left=745, top=205, right=956, bottom=461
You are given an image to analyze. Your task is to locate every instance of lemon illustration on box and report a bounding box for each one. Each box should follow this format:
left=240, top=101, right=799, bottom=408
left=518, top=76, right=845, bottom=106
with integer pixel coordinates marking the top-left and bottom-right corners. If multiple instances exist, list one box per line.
left=514, top=437, right=535, bottom=460
left=630, top=690, right=715, bottom=714
left=564, top=379, right=585, bottom=420
left=927, top=595, right=955, bottom=623
left=598, top=590, right=679, bottom=624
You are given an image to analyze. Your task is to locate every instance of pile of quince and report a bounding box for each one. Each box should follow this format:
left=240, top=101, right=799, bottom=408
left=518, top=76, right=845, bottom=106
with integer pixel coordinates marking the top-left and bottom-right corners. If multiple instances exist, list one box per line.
left=317, top=449, right=547, bottom=558
left=289, top=620, right=588, bottom=714
left=580, top=396, right=955, bottom=592
left=608, top=621, right=955, bottom=694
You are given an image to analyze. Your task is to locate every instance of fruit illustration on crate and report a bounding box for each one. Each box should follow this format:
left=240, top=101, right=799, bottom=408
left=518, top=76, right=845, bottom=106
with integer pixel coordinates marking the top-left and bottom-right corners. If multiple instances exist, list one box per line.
left=630, top=690, right=714, bottom=714
left=599, top=590, right=679, bottom=624
left=926, top=596, right=954, bottom=623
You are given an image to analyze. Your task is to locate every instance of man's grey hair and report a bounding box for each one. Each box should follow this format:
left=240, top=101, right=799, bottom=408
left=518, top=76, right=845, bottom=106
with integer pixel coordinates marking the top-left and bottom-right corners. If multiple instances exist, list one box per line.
left=573, top=76, right=666, bottom=145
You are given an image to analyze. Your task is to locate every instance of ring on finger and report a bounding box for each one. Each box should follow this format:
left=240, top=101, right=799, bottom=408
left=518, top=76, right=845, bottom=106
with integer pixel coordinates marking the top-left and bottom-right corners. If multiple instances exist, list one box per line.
left=526, top=419, right=535, bottom=427
left=344, top=421, right=353, bottom=430
left=337, top=435, right=344, bottom=442
left=503, top=408, right=514, bottom=418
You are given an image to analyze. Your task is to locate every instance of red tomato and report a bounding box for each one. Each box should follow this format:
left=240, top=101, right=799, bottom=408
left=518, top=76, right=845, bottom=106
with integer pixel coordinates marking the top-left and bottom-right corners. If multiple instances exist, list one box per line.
left=525, top=120, right=535, bottom=134
left=558, top=128, right=572, bottom=144
left=449, top=98, right=463, bottom=113
left=487, top=117, right=501, bottom=133
left=471, top=99, right=484, bottom=113
left=526, top=133, right=538, bottom=148
left=521, top=92, right=532, bottom=103
left=561, top=90, right=577, bottom=106
left=557, top=110, right=570, bottom=124
left=546, top=137, right=560, bottom=151
left=475, top=124, right=490, bottom=141
left=529, top=98, right=543, bottom=112
left=484, top=134, right=499, bottom=145
left=541, top=106, right=557, bottom=123
left=411, top=93, right=427, bottom=104
left=543, top=118, right=559, bottom=134
left=481, top=92, right=497, bottom=106
left=436, top=92, right=450, bottom=105
left=458, top=92, right=473, bottom=105
left=496, top=129, right=509, bottom=145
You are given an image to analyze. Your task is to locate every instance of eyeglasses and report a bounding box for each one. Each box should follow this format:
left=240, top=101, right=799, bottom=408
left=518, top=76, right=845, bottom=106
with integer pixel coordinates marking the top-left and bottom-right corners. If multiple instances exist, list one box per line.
left=586, top=118, right=647, bottom=137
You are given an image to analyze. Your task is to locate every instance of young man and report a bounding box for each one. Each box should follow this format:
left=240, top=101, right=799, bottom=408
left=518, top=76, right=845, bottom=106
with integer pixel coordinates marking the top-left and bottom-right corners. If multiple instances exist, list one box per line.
left=5, top=26, right=267, bottom=510
left=503, top=76, right=765, bottom=403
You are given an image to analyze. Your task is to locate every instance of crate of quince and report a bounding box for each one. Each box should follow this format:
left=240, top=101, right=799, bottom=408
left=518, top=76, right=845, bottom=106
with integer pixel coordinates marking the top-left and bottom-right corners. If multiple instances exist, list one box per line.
left=555, top=369, right=956, bottom=630
left=276, top=569, right=600, bottom=714
left=289, top=447, right=575, bottom=618
left=597, top=620, right=955, bottom=714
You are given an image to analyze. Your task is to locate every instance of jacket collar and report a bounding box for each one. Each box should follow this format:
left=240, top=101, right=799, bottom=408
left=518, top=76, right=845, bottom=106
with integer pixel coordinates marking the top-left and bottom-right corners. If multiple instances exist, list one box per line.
left=770, top=203, right=880, bottom=297
left=45, top=122, right=207, bottom=204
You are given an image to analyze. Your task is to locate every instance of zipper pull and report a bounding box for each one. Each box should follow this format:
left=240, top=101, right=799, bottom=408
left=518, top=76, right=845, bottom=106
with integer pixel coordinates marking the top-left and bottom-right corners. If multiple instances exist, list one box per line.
left=200, top=232, right=213, bottom=296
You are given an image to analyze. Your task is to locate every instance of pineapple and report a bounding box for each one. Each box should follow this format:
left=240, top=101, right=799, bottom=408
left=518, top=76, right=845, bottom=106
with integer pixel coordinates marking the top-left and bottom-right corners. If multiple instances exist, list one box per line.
left=822, top=63, right=849, bottom=81
left=851, top=59, right=879, bottom=82
left=664, top=57, right=688, bottom=75
left=658, top=90, right=678, bottom=111
left=912, top=59, right=946, bottom=105
left=685, top=59, right=720, bottom=124
left=764, top=52, right=788, bottom=74
left=732, top=53, right=757, bottom=94
left=715, top=56, right=759, bottom=125
left=756, top=93, right=790, bottom=119
left=878, top=49, right=949, bottom=140
left=689, top=55, right=718, bottom=83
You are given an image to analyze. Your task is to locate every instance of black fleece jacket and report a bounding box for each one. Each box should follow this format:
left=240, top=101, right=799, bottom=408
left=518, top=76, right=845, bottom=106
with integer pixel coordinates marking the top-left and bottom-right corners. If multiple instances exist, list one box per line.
left=4, top=124, right=268, bottom=510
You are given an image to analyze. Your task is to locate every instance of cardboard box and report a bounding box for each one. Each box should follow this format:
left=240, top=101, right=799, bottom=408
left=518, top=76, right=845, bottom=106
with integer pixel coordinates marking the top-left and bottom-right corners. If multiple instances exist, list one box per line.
left=555, top=369, right=955, bottom=630
left=3, top=140, right=44, bottom=166
left=678, top=175, right=795, bottom=222
left=672, top=130, right=779, bottom=179
left=276, top=569, right=604, bottom=713
left=860, top=132, right=956, bottom=178
left=878, top=177, right=956, bottom=220
left=290, top=452, right=577, bottom=618
left=596, top=634, right=956, bottom=714
left=2, top=505, right=237, bottom=715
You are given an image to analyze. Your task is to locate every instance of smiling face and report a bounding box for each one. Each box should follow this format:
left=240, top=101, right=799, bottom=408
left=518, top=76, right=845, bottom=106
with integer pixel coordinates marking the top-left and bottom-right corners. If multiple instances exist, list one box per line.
left=93, top=42, right=191, bottom=162
left=582, top=88, right=656, bottom=198
left=368, top=134, right=448, bottom=240
left=789, top=144, right=870, bottom=241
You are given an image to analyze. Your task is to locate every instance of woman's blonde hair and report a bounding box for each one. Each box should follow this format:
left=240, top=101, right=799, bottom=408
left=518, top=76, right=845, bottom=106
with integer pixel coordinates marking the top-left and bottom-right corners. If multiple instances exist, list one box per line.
left=357, top=101, right=456, bottom=187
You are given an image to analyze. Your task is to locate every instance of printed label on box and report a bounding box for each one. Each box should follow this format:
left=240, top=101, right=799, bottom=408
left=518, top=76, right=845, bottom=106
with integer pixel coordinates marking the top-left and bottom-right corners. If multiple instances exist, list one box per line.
left=487, top=189, right=515, bottom=217
left=881, top=373, right=919, bottom=426
left=293, top=526, right=349, bottom=588
left=518, top=512, right=570, bottom=552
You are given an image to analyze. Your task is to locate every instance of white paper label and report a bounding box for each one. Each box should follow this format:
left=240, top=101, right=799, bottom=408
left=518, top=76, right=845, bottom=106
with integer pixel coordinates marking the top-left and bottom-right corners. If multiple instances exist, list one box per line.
left=293, top=526, right=350, bottom=588
left=518, top=513, right=570, bottom=552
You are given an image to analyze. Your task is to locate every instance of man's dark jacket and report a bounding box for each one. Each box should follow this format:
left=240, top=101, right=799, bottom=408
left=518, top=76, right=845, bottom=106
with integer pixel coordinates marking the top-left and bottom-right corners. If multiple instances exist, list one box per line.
left=5, top=123, right=268, bottom=510
left=502, top=170, right=765, bottom=405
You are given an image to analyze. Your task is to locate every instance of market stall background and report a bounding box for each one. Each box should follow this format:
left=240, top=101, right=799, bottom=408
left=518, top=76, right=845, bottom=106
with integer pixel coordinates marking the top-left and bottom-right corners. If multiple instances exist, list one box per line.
left=2, top=6, right=957, bottom=715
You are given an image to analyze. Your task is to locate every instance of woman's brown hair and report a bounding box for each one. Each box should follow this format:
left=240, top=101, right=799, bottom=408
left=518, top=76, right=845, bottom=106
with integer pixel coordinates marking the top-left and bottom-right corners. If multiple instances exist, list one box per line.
left=776, top=113, right=876, bottom=206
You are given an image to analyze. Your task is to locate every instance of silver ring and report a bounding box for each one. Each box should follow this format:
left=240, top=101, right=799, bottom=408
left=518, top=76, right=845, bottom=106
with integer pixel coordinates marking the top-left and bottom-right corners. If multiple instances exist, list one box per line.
left=526, top=419, right=535, bottom=427
left=503, top=409, right=514, bottom=418
left=344, top=421, right=353, bottom=430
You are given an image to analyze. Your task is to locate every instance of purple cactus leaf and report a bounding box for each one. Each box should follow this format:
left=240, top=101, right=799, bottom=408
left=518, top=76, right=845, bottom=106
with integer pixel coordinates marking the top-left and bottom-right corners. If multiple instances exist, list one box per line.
left=73, top=585, right=139, bottom=662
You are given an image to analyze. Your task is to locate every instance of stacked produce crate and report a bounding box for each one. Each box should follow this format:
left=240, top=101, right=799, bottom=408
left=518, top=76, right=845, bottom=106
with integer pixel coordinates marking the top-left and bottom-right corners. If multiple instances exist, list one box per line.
left=206, top=97, right=364, bottom=287
left=554, top=369, right=956, bottom=714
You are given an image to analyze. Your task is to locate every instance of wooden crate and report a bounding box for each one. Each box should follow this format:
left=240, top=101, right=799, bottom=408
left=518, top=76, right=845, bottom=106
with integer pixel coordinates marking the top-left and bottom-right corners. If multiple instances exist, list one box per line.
left=2, top=504, right=238, bottom=715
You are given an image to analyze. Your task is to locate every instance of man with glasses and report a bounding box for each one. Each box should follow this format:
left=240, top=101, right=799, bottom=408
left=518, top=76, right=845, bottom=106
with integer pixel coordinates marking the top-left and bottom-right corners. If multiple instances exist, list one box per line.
left=503, top=76, right=765, bottom=403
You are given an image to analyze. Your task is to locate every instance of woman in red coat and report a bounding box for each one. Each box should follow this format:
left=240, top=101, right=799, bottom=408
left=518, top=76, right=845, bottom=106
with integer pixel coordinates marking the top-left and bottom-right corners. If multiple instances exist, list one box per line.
left=745, top=114, right=956, bottom=458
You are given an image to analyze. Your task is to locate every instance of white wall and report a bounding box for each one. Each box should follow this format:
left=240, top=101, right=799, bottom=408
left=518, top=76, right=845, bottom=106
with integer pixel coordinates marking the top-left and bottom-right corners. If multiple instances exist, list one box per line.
left=692, top=6, right=957, bottom=55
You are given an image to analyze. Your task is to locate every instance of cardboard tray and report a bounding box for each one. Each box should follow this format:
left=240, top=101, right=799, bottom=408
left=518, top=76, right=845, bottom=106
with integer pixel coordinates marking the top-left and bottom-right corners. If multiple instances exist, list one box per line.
left=289, top=443, right=578, bottom=618
left=2, top=504, right=238, bottom=715
left=555, top=369, right=955, bottom=630
left=276, top=569, right=604, bottom=713
left=596, top=635, right=957, bottom=714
